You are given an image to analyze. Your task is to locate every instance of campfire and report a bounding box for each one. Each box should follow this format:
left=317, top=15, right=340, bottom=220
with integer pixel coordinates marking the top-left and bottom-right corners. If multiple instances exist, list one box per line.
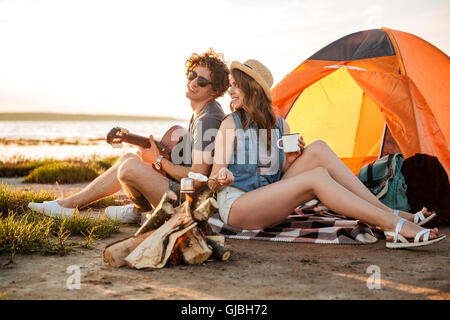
left=103, top=178, right=230, bottom=269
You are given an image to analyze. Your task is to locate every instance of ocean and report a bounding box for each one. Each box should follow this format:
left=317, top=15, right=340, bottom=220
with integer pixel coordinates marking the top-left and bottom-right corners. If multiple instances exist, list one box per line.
left=0, top=119, right=190, bottom=161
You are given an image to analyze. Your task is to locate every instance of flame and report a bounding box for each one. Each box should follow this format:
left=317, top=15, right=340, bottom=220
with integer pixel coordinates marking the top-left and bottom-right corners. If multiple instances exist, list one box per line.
left=169, top=230, right=191, bottom=265
left=168, top=194, right=194, bottom=265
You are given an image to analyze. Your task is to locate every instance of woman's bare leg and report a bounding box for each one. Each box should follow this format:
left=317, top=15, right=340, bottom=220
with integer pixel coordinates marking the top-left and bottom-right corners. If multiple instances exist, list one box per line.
left=228, top=167, right=439, bottom=240
left=58, top=152, right=139, bottom=208
left=282, top=140, right=429, bottom=221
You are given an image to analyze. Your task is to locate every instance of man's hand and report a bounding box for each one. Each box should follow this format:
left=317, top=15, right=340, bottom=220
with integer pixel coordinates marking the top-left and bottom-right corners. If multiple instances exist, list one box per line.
left=137, top=135, right=160, bottom=165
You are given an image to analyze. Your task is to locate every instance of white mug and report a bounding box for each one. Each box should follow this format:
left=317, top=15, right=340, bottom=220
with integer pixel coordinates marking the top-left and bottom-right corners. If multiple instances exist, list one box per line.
left=277, top=133, right=300, bottom=153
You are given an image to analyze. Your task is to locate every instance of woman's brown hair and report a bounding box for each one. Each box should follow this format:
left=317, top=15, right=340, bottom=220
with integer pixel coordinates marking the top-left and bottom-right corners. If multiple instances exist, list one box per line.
left=231, top=68, right=277, bottom=149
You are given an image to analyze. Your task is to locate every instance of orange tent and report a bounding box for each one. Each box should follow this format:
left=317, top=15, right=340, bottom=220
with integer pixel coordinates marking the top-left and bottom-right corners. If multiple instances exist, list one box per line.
left=272, top=28, right=450, bottom=176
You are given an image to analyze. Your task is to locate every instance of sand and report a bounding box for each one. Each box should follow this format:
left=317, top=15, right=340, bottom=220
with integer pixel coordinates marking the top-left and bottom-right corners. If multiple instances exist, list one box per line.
left=1, top=178, right=449, bottom=300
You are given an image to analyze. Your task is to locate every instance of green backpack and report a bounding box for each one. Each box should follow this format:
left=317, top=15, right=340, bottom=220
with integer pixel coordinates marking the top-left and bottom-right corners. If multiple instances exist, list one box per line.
left=358, top=153, right=410, bottom=212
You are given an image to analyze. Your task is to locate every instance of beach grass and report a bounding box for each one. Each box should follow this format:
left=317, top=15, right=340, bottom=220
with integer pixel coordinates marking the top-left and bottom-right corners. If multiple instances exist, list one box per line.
left=92, top=155, right=119, bottom=171
left=0, top=210, right=121, bottom=260
left=0, top=183, right=55, bottom=215
left=0, top=155, right=119, bottom=182
left=0, top=184, right=121, bottom=261
left=23, top=162, right=100, bottom=184
left=0, top=159, right=59, bottom=177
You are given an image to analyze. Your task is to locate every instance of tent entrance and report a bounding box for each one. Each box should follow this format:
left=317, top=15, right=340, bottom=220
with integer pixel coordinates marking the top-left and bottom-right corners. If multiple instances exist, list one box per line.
left=286, top=66, right=386, bottom=174
left=379, top=124, right=402, bottom=159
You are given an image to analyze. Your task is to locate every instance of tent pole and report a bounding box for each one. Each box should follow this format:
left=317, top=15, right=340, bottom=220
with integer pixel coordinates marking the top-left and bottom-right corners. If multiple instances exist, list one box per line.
left=378, top=124, right=387, bottom=159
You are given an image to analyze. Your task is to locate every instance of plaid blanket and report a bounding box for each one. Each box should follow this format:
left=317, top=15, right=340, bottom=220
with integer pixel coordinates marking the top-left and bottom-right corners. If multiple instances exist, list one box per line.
left=208, top=201, right=384, bottom=245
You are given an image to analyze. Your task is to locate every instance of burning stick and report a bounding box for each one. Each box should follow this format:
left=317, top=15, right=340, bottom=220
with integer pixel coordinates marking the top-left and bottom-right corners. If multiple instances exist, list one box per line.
left=134, top=190, right=177, bottom=236
left=193, top=197, right=218, bottom=221
left=177, top=227, right=212, bottom=265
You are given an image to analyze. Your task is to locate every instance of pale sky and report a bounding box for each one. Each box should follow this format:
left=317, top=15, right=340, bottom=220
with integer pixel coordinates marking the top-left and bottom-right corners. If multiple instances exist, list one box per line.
left=0, top=0, right=449, bottom=119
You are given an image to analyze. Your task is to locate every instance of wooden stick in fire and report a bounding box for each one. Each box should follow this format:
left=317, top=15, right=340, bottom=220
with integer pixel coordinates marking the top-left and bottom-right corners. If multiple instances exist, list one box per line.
left=188, top=172, right=231, bottom=262
left=193, top=197, right=218, bottom=221
left=134, top=190, right=178, bottom=236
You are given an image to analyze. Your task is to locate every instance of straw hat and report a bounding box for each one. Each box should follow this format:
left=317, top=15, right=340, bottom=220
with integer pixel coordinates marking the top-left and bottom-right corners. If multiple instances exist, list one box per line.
left=230, top=59, right=273, bottom=101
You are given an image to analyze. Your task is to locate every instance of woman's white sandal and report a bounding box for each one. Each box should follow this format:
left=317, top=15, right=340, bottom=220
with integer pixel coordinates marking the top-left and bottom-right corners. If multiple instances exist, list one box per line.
left=393, top=209, right=437, bottom=226
left=385, top=218, right=446, bottom=249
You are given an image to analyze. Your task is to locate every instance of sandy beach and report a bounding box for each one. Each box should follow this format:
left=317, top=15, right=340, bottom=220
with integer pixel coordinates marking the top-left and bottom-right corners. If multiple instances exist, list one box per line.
left=0, top=178, right=449, bottom=300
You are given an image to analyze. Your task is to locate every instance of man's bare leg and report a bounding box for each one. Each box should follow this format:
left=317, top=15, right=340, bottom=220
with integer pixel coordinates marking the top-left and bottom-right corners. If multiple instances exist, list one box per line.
left=58, top=152, right=140, bottom=208
left=117, top=158, right=172, bottom=215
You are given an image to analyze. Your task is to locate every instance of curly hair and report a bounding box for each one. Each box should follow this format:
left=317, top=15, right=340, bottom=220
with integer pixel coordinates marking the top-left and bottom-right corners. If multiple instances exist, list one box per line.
left=185, top=48, right=230, bottom=98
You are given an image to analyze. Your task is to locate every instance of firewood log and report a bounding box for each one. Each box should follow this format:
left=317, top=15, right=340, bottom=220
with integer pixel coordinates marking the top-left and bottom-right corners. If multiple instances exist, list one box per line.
left=206, top=235, right=225, bottom=247
left=161, top=189, right=178, bottom=205
left=134, top=191, right=177, bottom=236
left=205, top=237, right=231, bottom=261
left=103, top=231, right=154, bottom=268
left=193, top=197, right=218, bottom=221
left=125, top=210, right=196, bottom=269
left=190, top=184, right=214, bottom=210
left=179, top=226, right=212, bottom=265
left=196, top=220, right=215, bottom=235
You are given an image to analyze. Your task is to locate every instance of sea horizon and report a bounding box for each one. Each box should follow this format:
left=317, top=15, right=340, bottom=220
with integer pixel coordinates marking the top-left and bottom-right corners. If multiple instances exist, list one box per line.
left=0, top=118, right=190, bottom=162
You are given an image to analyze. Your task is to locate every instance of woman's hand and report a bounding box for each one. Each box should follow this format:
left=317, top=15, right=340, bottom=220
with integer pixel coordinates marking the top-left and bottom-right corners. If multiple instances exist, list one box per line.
left=208, top=167, right=234, bottom=192
left=285, top=136, right=306, bottom=165
left=215, top=167, right=234, bottom=186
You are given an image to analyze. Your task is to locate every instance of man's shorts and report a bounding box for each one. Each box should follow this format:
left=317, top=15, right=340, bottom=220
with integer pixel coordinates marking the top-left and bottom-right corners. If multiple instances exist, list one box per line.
left=168, top=179, right=185, bottom=203
left=168, top=180, right=181, bottom=195
left=132, top=179, right=183, bottom=211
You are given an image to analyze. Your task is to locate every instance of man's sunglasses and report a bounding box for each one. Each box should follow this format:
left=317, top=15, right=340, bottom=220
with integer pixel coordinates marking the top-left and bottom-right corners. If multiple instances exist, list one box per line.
left=187, top=70, right=212, bottom=87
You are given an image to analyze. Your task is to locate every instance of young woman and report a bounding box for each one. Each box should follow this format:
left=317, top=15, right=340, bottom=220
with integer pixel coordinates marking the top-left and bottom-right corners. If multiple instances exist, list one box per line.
left=207, top=59, right=445, bottom=249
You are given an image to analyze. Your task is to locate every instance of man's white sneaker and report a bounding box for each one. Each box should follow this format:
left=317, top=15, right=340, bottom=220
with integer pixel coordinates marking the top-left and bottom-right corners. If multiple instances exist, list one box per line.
left=28, top=200, right=76, bottom=218
left=105, top=204, right=140, bottom=224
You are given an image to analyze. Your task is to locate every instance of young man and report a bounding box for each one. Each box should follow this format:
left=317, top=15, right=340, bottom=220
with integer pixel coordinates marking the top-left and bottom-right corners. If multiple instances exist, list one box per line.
left=28, top=49, right=230, bottom=223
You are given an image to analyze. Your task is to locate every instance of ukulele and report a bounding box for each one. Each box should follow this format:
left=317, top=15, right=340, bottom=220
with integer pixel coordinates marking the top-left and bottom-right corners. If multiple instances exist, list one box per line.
left=106, top=125, right=188, bottom=174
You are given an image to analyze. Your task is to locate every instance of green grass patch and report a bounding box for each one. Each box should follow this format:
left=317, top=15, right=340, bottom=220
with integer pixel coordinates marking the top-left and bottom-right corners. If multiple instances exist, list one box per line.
left=91, top=155, right=119, bottom=171
left=0, top=155, right=119, bottom=182
left=0, top=184, right=121, bottom=261
left=0, top=209, right=121, bottom=260
left=0, top=159, right=59, bottom=177
left=0, top=183, right=55, bottom=215
left=0, top=211, right=70, bottom=259
left=24, top=162, right=100, bottom=184
left=52, top=210, right=120, bottom=242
